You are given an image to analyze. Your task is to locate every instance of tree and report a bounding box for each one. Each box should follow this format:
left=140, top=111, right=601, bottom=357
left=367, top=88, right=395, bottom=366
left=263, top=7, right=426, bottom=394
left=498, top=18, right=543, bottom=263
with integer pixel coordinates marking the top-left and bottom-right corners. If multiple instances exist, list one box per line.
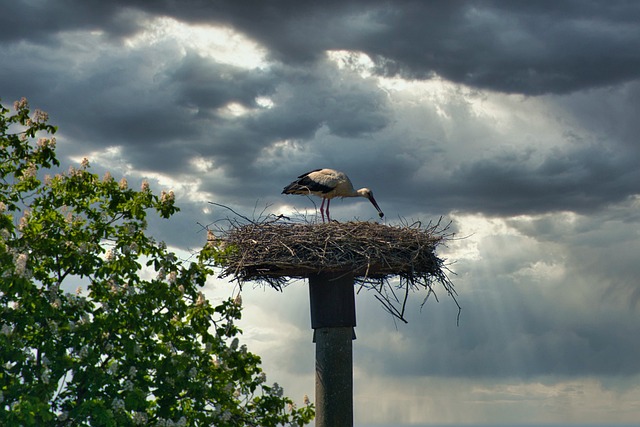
left=0, top=98, right=314, bottom=426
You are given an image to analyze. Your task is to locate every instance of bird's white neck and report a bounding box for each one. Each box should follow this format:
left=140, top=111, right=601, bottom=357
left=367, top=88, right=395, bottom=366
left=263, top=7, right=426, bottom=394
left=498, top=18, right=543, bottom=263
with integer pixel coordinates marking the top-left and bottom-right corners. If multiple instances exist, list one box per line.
left=355, top=188, right=371, bottom=198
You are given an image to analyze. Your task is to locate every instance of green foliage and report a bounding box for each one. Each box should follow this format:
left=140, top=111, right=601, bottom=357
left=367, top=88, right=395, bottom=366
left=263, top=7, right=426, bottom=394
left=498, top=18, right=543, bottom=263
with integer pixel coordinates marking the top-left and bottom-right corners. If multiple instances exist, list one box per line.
left=0, top=98, right=314, bottom=426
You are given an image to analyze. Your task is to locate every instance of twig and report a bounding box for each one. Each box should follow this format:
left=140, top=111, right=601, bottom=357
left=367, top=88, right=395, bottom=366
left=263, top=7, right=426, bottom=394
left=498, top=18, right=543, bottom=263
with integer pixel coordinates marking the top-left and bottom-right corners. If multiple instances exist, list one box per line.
left=208, top=202, right=256, bottom=224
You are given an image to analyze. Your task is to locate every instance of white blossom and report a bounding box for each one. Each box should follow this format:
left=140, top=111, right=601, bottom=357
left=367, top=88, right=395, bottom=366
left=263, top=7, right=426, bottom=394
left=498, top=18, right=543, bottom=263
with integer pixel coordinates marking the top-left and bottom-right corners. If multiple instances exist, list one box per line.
left=21, top=163, right=37, bottom=180
left=18, top=212, right=29, bottom=231
left=79, top=345, right=89, bottom=358
left=13, top=97, right=28, bottom=110
left=195, top=292, right=206, bottom=307
left=132, top=411, right=148, bottom=425
left=160, top=190, right=175, bottom=205
left=211, top=355, right=220, bottom=368
left=42, top=369, right=50, bottom=384
left=15, top=253, right=28, bottom=277
left=32, top=109, right=49, bottom=123
left=37, top=137, right=56, bottom=150
left=119, top=177, right=128, bottom=190
left=109, top=280, right=119, bottom=294
left=141, top=180, right=150, bottom=192
left=233, top=294, right=242, bottom=306
left=111, top=397, right=125, bottom=411
left=105, top=248, right=114, bottom=261
left=303, top=394, right=310, bottom=406
left=206, top=229, right=215, bottom=242
left=168, top=271, right=177, bottom=284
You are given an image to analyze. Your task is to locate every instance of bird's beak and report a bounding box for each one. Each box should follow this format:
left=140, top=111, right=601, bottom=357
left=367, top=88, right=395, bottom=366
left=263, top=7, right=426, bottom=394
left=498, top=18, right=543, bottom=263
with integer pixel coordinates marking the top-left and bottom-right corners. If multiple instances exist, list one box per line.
left=368, top=194, right=384, bottom=218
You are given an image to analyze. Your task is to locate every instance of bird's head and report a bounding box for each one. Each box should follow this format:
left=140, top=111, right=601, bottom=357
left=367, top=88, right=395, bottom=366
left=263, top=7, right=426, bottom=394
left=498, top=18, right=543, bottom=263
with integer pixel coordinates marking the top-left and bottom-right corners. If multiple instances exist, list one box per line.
left=357, top=188, right=384, bottom=218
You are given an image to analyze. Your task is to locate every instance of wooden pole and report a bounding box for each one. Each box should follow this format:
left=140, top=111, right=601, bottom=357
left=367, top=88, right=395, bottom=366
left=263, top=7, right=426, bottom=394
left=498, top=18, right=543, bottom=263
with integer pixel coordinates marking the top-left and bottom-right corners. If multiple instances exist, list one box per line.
left=308, top=272, right=355, bottom=427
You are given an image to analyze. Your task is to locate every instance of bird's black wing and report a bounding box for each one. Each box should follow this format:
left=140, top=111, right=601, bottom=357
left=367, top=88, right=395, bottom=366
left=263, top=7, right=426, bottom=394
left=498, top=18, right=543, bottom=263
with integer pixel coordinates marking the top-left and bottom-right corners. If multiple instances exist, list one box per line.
left=282, top=170, right=333, bottom=194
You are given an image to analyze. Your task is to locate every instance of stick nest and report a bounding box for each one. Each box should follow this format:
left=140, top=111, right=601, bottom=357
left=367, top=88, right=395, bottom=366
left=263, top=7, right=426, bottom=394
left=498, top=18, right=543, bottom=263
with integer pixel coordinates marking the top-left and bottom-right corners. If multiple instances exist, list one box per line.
left=203, top=210, right=459, bottom=323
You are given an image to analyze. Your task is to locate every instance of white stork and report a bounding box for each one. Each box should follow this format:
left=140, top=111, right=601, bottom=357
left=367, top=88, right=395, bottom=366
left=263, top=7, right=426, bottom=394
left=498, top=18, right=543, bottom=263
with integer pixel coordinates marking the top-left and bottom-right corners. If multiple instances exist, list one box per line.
left=282, top=168, right=384, bottom=222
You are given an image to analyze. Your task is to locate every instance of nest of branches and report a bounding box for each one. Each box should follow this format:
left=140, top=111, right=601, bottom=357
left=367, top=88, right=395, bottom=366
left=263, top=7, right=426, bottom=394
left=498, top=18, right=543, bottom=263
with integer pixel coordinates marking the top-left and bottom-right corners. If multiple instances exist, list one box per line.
left=205, top=206, right=459, bottom=323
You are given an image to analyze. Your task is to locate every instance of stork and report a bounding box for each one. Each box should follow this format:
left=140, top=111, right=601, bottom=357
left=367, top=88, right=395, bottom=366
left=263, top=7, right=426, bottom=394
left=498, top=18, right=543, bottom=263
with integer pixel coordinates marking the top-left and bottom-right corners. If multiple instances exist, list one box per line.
left=282, top=168, right=384, bottom=222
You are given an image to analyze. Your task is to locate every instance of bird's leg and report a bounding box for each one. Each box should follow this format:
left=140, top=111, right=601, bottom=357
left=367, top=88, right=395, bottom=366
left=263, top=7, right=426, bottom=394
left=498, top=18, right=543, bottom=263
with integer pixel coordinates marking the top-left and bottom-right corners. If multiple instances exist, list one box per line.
left=320, top=198, right=326, bottom=223
left=326, top=198, right=331, bottom=222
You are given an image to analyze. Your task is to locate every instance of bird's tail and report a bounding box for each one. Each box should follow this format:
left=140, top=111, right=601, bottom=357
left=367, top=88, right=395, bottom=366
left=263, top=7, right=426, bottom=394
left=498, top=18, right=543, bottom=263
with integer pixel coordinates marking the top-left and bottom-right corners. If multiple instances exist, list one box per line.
left=282, top=183, right=311, bottom=195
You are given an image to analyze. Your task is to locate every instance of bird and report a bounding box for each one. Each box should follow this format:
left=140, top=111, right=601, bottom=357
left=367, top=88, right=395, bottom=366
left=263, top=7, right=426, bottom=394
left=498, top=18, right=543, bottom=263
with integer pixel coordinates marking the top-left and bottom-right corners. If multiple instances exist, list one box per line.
left=282, top=168, right=384, bottom=222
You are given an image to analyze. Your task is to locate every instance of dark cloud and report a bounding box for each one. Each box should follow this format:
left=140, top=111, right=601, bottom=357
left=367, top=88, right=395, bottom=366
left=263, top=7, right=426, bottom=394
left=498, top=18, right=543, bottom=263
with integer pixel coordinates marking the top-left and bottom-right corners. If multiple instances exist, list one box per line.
left=352, top=203, right=640, bottom=380
left=439, top=144, right=640, bottom=215
left=169, top=53, right=276, bottom=111
left=191, top=59, right=391, bottom=190
left=356, top=288, right=640, bottom=378
left=0, top=1, right=142, bottom=43
left=219, top=0, right=640, bottom=94
left=5, top=1, right=640, bottom=95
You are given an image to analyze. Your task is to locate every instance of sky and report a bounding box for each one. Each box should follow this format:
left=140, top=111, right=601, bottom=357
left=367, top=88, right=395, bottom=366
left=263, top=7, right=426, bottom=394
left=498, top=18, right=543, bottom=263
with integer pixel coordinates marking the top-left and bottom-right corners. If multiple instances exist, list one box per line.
left=2, top=0, right=640, bottom=425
